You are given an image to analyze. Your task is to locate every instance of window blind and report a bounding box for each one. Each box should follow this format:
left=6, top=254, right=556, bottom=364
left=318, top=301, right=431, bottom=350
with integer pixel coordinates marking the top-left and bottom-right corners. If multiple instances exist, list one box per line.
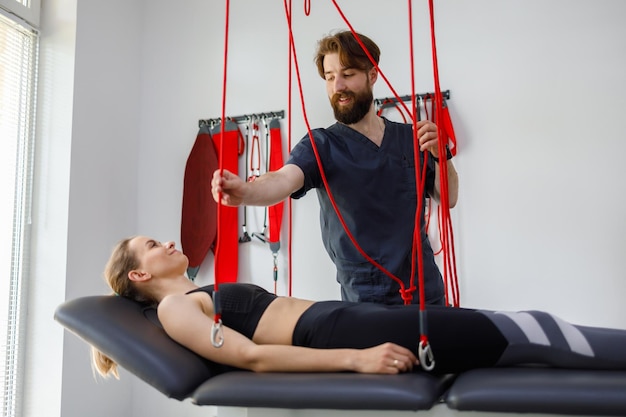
left=0, top=9, right=38, bottom=417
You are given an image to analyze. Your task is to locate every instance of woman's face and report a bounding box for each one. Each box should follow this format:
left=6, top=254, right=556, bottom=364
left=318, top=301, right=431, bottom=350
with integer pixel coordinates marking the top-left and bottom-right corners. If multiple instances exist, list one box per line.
left=128, top=236, right=188, bottom=279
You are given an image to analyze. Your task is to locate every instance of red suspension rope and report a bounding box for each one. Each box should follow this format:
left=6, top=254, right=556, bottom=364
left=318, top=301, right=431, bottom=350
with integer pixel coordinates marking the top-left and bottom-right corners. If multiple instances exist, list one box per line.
left=283, top=1, right=417, bottom=304
left=287, top=0, right=294, bottom=297
left=328, top=0, right=457, bottom=368
left=330, top=2, right=413, bottom=118
left=405, top=0, right=428, bottom=310
left=211, top=0, right=231, bottom=347
left=427, top=0, right=459, bottom=308
left=330, top=1, right=443, bottom=308
left=404, top=0, right=433, bottom=365
left=213, top=0, right=458, bottom=358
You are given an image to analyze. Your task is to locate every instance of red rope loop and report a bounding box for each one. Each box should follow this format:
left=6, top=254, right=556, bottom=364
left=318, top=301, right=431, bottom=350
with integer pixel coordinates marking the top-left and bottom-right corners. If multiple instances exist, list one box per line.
left=399, top=286, right=417, bottom=305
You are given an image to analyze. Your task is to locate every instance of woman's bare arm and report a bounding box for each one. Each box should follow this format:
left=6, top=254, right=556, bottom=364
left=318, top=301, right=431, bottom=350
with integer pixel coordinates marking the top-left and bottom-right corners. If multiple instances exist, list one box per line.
left=158, top=294, right=418, bottom=374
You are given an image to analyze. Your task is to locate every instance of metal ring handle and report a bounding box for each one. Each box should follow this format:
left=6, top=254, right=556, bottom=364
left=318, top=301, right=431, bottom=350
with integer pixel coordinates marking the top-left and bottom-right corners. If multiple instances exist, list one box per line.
left=418, top=340, right=435, bottom=371
left=211, top=319, right=225, bottom=348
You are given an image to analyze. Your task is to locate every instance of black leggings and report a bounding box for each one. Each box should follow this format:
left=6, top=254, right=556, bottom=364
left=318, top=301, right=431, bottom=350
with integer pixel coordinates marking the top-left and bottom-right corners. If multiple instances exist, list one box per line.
left=292, top=301, right=626, bottom=374
left=292, top=302, right=506, bottom=374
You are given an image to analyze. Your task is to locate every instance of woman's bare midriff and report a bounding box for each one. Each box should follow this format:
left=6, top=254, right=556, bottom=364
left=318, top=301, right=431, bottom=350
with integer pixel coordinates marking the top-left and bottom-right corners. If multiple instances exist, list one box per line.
left=252, top=296, right=315, bottom=345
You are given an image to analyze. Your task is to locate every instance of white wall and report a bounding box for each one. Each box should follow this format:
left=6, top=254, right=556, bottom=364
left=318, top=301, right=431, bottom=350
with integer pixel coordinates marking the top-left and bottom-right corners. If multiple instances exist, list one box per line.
left=31, top=0, right=626, bottom=417
left=58, top=0, right=146, bottom=414
left=27, top=0, right=145, bottom=416
left=156, top=0, right=626, bottom=324
left=24, top=0, right=77, bottom=415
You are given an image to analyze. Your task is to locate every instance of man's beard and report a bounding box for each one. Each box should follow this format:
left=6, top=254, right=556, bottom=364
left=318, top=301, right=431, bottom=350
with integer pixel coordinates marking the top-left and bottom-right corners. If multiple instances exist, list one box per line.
left=331, top=86, right=373, bottom=124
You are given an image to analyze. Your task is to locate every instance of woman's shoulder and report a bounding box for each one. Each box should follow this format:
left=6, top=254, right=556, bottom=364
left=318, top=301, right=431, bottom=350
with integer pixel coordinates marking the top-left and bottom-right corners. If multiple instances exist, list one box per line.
left=158, top=289, right=213, bottom=320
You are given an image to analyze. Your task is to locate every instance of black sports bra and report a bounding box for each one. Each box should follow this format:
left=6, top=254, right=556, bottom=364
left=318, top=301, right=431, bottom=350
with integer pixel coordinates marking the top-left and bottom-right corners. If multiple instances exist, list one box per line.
left=186, top=283, right=278, bottom=339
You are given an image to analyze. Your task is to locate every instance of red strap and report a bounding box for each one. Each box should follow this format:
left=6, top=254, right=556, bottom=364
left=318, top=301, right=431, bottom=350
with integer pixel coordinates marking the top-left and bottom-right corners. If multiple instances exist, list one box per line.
left=267, top=119, right=285, bottom=247
left=181, top=126, right=219, bottom=278
left=441, top=102, right=457, bottom=156
left=212, top=121, right=240, bottom=283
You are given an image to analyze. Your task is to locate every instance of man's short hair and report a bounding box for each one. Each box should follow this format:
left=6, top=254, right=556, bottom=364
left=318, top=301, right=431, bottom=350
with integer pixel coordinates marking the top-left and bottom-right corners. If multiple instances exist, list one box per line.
left=314, top=30, right=380, bottom=79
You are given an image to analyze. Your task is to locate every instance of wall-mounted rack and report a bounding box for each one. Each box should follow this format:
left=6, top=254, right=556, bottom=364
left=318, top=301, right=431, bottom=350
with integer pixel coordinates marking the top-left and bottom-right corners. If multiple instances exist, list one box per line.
left=199, top=110, right=285, bottom=128
left=374, top=90, right=451, bottom=111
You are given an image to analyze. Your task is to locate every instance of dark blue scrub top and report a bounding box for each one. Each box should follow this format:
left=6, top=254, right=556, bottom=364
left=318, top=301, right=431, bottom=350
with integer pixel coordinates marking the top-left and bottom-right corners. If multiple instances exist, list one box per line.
left=287, top=119, right=444, bottom=305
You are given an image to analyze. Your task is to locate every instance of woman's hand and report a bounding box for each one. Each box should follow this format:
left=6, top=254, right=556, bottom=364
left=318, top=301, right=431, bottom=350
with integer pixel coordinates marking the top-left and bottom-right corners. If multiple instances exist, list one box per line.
left=353, top=342, right=419, bottom=374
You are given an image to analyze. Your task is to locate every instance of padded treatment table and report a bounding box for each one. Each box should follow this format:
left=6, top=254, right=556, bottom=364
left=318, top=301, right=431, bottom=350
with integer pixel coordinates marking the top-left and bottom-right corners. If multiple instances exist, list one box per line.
left=55, top=295, right=626, bottom=415
left=192, top=371, right=450, bottom=410
left=446, top=367, right=626, bottom=416
left=54, top=295, right=451, bottom=410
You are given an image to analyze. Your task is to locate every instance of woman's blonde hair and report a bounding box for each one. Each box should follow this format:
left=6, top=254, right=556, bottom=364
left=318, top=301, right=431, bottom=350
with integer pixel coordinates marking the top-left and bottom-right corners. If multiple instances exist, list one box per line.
left=91, top=236, right=157, bottom=379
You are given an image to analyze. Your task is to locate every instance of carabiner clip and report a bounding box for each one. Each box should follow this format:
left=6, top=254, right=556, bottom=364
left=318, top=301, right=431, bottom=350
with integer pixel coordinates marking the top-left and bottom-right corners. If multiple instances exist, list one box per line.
left=418, top=340, right=435, bottom=371
left=211, top=319, right=225, bottom=348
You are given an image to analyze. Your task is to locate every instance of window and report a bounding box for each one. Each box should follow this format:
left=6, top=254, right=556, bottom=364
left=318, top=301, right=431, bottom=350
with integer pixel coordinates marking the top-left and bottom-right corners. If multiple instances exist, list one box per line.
left=0, top=3, right=39, bottom=417
left=0, top=0, right=40, bottom=28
